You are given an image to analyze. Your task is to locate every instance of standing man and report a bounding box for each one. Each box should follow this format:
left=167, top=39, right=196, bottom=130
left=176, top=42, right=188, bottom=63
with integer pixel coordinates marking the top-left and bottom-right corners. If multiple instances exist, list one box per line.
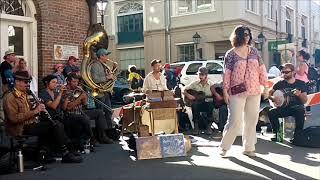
left=268, top=63, right=308, bottom=142
left=143, top=59, right=168, bottom=93
left=0, top=50, right=16, bottom=94
left=64, top=56, right=80, bottom=77
left=90, top=48, right=116, bottom=129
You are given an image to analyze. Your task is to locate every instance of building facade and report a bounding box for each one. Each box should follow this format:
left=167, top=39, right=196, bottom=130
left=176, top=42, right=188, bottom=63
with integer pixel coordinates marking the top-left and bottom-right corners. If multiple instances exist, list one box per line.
left=105, top=0, right=320, bottom=74
left=0, top=0, right=90, bottom=80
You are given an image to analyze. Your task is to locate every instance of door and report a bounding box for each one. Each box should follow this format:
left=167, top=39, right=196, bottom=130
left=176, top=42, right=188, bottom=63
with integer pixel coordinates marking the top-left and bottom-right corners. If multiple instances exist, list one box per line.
left=0, top=20, right=31, bottom=72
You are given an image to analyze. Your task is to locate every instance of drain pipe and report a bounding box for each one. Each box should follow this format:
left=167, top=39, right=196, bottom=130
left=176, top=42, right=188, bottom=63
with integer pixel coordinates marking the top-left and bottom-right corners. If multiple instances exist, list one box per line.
left=164, top=0, right=172, bottom=63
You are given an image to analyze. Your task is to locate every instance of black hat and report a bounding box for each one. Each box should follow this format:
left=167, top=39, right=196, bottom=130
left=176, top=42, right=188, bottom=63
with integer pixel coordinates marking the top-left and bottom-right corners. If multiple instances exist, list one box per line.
left=14, top=71, right=32, bottom=81
left=151, top=59, right=161, bottom=66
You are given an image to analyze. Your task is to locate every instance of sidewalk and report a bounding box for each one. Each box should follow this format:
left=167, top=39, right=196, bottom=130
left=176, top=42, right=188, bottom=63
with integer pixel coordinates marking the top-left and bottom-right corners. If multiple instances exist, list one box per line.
left=1, top=133, right=319, bottom=180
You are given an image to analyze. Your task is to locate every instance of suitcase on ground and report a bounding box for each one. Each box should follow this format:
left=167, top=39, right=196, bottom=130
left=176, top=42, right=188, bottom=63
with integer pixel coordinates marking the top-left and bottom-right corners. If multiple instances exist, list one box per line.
left=292, top=126, right=320, bottom=148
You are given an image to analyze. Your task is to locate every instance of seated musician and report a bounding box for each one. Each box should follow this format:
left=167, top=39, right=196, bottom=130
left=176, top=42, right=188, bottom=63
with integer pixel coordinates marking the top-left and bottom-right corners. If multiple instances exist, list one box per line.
left=268, top=63, right=308, bottom=142
left=3, top=71, right=82, bottom=163
left=62, top=73, right=113, bottom=144
left=39, top=75, right=93, bottom=149
left=142, top=59, right=168, bottom=93
left=183, top=67, right=222, bottom=135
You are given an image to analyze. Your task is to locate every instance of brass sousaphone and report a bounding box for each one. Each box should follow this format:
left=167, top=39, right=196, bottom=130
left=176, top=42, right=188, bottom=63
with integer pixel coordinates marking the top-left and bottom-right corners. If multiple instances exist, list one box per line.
left=81, top=24, right=117, bottom=95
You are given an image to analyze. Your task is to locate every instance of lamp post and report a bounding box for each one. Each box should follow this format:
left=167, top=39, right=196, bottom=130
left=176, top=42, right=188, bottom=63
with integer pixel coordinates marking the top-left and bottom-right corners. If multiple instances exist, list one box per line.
left=97, top=0, right=108, bottom=26
left=257, top=32, right=266, bottom=51
left=192, top=32, right=201, bottom=60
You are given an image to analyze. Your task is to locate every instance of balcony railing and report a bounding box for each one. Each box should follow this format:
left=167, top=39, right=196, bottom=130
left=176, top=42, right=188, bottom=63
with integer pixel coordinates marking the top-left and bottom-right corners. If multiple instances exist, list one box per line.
left=117, top=31, right=143, bottom=44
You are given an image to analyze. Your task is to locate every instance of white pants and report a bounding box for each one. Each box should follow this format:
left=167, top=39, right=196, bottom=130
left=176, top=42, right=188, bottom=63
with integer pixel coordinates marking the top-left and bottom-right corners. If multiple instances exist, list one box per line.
left=220, top=94, right=261, bottom=152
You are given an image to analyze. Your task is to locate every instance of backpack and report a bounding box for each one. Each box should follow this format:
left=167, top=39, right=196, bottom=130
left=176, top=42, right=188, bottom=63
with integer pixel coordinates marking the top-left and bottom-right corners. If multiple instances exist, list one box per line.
left=307, top=66, right=318, bottom=81
left=292, top=126, right=320, bottom=148
left=131, top=76, right=143, bottom=90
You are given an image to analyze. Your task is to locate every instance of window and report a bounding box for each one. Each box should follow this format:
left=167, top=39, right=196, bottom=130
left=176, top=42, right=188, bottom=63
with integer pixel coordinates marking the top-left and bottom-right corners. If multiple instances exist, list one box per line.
left=177, top=0, right=213, bottom=15
left=301, top=16, right=307, bottom=39
left=186, top=63, right=202, bottom=75
left=286, top=8, right=292, bottom=34
left=206, top=62, right=223, bottom=74
left=0, top=0, right=25, bottom=16
left=177, top=44, right=195, bottom=62
left=246, top=0, right=258, bottom=13
left=119, top=48, right=145, bottom=75
left=267, top=0, right=274, bottom=19
left=8, top=26, right=23, bottom=56
left=117, top=2, right=143, bottom=44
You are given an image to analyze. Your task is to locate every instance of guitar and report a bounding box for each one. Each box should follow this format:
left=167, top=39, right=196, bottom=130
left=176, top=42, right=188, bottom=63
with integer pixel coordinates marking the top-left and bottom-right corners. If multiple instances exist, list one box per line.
left=184, top=86, right=225, bottom=108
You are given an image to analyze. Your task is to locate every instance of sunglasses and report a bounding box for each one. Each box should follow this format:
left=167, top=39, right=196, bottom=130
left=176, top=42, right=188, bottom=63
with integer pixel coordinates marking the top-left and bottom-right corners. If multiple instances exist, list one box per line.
left=281, top=71, right=292, bottom=74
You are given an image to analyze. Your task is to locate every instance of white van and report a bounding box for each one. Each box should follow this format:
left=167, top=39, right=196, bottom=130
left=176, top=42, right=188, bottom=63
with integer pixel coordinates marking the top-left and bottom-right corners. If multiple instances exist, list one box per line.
left=170, top=60, right=224, bottom=86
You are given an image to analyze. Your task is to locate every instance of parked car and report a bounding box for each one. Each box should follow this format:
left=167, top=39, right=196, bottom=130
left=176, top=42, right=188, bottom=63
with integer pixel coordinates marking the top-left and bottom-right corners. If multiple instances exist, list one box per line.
left=170, top=60, right=224, bottom=86
left=112, top=77, right=132, bottom=103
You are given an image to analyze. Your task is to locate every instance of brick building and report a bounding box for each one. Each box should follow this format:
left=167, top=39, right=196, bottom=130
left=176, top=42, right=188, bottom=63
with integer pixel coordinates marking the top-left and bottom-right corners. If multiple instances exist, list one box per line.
left=0, top=0, right=90, bottom=85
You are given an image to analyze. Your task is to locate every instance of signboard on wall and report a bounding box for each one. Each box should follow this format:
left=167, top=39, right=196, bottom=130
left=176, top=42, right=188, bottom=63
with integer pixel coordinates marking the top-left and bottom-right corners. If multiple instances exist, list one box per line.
left=54, top=45, right=78, bottom=60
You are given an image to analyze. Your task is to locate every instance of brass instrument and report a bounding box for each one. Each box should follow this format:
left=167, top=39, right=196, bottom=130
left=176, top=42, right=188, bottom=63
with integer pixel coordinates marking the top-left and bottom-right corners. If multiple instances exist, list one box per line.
left=81, top=24, right=118, bottom=95
left=66, top=85, right=113, bottom=113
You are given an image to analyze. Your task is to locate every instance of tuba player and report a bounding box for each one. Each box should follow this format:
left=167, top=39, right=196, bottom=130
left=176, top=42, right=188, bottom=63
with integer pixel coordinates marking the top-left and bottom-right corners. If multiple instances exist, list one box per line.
left=90, top=48, right=116, bottom=128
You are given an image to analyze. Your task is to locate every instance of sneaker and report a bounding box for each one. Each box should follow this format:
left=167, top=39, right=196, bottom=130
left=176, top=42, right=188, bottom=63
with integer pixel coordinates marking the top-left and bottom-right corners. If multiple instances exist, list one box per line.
left=205, top=127, right=213, bottom=135
left=218, top=149, right=227, bottom=156
left=242, top=151, right=256, bottom=157
left=62, top=152, right=83, bottom=163
left=305, top=111, right=312, bottom=116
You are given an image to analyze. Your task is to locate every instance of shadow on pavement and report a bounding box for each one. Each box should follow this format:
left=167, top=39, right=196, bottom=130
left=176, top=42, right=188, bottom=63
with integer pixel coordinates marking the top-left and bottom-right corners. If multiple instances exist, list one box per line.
left=256, top=138, right=320, bottom=167
left=227, top=156, right=312, bottom=180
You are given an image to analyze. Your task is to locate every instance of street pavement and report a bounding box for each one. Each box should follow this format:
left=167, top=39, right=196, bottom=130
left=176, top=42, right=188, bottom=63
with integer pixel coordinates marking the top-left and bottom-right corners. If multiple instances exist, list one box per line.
left=1, top=106, right=319, bottom=180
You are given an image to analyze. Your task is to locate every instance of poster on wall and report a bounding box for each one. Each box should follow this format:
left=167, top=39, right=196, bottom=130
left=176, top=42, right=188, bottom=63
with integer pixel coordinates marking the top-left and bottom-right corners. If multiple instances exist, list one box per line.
left=54, top=45, right=79, bottom=60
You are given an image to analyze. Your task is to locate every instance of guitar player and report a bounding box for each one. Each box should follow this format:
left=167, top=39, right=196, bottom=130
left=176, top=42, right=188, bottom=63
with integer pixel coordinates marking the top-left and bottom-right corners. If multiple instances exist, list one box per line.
left=183, top=67, right=225, bottom=135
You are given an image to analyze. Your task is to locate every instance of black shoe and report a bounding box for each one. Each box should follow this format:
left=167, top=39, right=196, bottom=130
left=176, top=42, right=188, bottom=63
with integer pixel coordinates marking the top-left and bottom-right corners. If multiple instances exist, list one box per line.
left=99, top=136, right=114, bottom=144
left=271, top=137, right=277, bottom=142
left=62, top=152, right=83, bottom=163
left=72, top=151, right=81, bottom=156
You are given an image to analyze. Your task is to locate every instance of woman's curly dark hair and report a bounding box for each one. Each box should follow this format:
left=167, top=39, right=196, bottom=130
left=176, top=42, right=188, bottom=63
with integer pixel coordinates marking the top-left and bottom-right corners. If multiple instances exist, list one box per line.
left=229, top=25, right=252, bottom=47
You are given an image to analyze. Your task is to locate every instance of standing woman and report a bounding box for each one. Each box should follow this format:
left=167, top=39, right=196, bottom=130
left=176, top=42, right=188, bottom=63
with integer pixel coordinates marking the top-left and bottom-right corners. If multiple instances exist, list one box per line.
left=219, top=25, right=268, bottom=157
left=295, top=50, right=312, bottom=115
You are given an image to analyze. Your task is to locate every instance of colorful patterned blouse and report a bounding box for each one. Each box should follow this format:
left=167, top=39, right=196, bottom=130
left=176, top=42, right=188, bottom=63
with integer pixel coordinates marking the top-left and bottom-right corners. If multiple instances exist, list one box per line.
left=223, top=47, right=268, bottom=96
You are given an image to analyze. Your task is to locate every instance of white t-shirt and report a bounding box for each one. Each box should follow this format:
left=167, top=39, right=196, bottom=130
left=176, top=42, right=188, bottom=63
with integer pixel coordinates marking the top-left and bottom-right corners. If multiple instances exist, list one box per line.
left=268, top=66, right=281, bottom=77
left=142, top=72, right=168, bottom=92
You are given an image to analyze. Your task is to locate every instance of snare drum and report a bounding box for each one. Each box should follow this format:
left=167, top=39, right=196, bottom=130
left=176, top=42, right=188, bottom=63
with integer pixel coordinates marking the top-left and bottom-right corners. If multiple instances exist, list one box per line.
left=273, top=89, right=298, bottom=107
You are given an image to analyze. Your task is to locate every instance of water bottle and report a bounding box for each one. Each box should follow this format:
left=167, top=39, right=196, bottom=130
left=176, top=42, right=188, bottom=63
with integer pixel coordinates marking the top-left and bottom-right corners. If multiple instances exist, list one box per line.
left=18, top=150, right=24, bottom=173
left=84, top=142, right=90, bottom=154
left=277, top=119, right=284, bottom=142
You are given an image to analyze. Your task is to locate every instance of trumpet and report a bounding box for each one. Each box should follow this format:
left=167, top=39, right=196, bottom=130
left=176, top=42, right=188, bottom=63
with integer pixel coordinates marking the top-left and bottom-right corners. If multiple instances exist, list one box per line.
left=68, top=84, right=113, bottom=113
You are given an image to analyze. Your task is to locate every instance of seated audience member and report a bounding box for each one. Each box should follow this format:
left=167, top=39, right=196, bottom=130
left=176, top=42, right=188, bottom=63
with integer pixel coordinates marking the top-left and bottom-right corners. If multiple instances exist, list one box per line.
left=0, top=50, right=16, bottom=94
left=268, top=63, right=308, bottom=142
left=39, top=75, right=93, bottom=149
left=53, top=63, right=67, bottom=85
left=3, top=71, right=82, bottom=163
left=62, top=73, right=113, bottom=144
left=63, top=56, right=80, bottom=77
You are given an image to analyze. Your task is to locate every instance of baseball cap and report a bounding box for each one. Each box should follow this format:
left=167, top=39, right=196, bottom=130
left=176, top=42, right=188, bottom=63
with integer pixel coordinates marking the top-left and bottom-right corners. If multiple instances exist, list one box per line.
left=151, top=59, right=161, bottom=66
left=68, top=56, right=79, bottom=62
left=3, top=50, right=15, bottom=59
left=54, top=63, right=64, bottom=70
left=96, top=48, right=111, bottom=58
left=197, top=67, right=208, bottom=75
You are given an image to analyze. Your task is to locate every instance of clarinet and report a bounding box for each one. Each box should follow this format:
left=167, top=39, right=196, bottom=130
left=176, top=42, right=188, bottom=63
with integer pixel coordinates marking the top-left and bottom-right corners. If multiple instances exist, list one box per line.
left=27, top=90, right=57, bottom=126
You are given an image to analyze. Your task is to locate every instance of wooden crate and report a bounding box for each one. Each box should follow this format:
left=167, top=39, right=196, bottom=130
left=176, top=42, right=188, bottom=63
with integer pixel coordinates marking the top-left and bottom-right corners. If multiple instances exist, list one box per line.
left=149, top=100, right=177, bottom=109
left=136, top=136, right=162, bottom=160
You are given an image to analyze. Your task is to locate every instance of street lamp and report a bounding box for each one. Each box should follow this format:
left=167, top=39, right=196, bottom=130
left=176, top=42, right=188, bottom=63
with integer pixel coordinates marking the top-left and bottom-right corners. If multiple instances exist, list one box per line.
left=97, top=0, right=108, bottom=26
left=257, top=32, right=266, bottom=51
left=192, top=32, right=201, bottom=60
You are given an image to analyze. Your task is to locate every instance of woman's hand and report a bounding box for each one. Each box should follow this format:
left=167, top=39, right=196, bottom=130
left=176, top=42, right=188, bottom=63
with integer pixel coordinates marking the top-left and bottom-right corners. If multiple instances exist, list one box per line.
left=223, top=91, right=230, bottom=104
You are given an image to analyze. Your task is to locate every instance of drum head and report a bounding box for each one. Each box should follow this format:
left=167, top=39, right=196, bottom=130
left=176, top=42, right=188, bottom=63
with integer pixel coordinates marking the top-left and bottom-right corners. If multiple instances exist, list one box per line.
left=273, top=90, right=285, bottom=107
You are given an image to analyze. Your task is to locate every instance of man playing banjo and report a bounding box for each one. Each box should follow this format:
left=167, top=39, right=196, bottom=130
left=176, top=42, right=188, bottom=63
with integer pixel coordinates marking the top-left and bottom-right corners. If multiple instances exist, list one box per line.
left=268, top=63, right=308, bottom=142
